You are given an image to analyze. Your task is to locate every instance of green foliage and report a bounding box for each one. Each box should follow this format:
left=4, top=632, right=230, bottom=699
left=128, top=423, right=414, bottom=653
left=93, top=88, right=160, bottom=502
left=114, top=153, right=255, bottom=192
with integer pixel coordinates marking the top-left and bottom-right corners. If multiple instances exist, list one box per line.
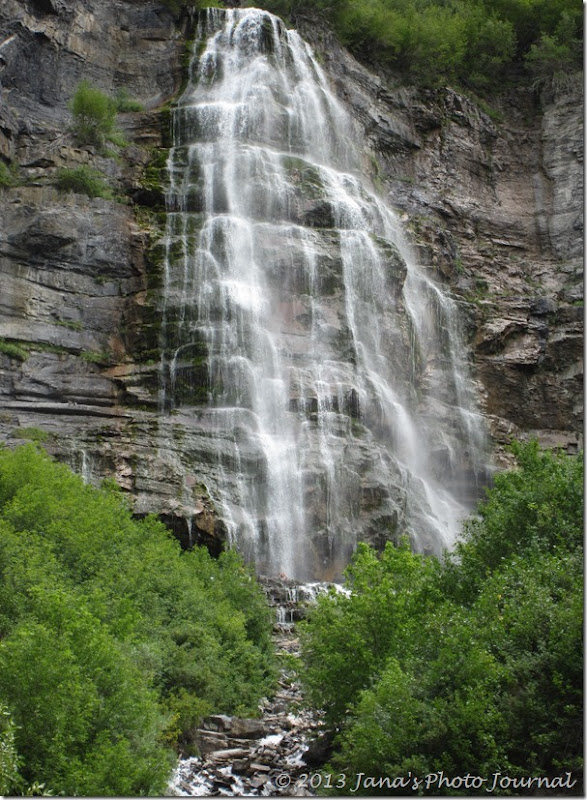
left=0, top=445, right=276, bottom=795
left=138, top=147, right=169, bottom=207
left=250, top=0, right=581, bottom=90
left=488, top=0, right=582, bottom=55
left=525, top=11, right=582, bottom=88
left=12, top=427, right=51, bottom=443
left=114, top=89, right=144, bottom=113
left=441, top=440, right=584, bottom=603
left=69, top=80, right=128, bottom=151
left=300, top=540, right=435, bottom=727
left=0, top=160, right=18, bottom=189
left=54, top=318, right=84, bottom=330
left=70, top=80, right=118, bottom=148
left=0, top=608, right=171, bottom=796
left=301, top=443, right=583, bottom=793
left=55, top=166, right=113, bottom=199
left=0, top=339, right=28, bottom=361
left=80, top=349, right=111, bottom=364
left=0, top=161, right=12, bottom=188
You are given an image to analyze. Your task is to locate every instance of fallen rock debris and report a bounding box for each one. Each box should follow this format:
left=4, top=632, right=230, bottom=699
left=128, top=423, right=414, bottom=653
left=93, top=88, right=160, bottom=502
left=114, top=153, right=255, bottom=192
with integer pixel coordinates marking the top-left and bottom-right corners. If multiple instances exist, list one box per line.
left=168, top=580, right=339, bottom=796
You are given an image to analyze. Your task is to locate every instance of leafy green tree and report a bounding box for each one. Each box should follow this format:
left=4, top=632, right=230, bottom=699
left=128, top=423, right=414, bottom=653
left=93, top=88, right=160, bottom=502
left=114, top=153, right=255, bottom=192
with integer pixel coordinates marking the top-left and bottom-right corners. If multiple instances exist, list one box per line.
left=525, top=10, right=582, bottom=87
left=488, top=0, right=582, bottom=55
left=0, top=609, right=171, bottom=796
left=69, top=81, right=124, bottom=148
left=250, top=0, right=581, bottom=90
left=301, top=443, right=583, bottom=794
left=440, top=440, right=584, bottom=604
left=300, top=539, right=436, bottom=726
left=459, top=5, right=516, bottom=87
left=0, top=444, right=276, bottom=795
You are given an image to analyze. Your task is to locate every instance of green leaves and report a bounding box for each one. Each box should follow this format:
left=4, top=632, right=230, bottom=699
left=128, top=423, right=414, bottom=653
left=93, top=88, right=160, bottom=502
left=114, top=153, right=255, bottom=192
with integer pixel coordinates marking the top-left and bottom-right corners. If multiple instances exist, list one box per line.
left=70, top=81, right=118, bottom=148
left=443, top=441, right=584, bottom=604
left=300, top=539, right=434, bottom=726
left=55, top=166, right=113, bottom=199
left=252, top=0, right=581, bottom=90
left=0, top=445, right=276, bottom=795
left=301, top=443, right=583, bottom=793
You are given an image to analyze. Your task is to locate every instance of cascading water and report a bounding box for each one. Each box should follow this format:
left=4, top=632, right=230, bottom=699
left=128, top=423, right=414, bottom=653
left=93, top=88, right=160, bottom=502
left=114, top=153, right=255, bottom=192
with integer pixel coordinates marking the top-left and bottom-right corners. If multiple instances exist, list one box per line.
left=158, top=7, right=488, bottom=581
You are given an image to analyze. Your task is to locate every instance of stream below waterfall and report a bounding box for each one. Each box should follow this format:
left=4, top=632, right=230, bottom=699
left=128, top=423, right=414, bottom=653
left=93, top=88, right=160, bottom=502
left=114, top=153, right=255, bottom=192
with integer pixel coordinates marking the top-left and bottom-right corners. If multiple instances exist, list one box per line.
left=168, top=581, right=334, bottom=797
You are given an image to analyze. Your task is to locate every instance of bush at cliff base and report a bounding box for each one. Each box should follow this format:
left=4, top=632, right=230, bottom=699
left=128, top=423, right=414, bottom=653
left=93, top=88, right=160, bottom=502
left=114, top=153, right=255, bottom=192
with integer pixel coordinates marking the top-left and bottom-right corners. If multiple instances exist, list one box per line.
left=301, top=442, right=583, bottom=795
left=0, top=444, right=276, bottom=796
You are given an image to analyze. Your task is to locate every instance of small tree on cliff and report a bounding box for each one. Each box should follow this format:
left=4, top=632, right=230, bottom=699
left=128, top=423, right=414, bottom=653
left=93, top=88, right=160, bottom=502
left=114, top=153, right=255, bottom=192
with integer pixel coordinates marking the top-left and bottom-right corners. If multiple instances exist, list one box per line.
left=70, top=80, right=118, bottom=148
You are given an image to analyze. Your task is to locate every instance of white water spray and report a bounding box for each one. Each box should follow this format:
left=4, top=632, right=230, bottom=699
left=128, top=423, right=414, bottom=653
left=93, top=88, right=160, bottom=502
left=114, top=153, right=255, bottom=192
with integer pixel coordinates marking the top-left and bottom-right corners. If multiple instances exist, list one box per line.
left=159, top=8, right=488, bottom=579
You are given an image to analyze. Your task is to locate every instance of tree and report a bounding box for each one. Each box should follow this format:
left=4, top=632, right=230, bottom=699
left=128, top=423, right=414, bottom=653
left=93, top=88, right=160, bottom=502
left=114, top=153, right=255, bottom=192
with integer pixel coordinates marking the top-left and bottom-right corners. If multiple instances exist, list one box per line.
left=0, top=444, right=276, bottom=795
left=301, top=443, right=583, bottom=794
left=70, top=81, right=118, bottom=148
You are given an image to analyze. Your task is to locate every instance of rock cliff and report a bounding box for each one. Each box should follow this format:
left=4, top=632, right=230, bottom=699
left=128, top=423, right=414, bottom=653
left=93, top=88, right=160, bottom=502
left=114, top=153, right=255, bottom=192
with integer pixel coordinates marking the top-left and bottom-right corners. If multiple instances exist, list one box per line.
left=301, top=23, right=582, bottom=464
left=0, top=0, right=582, bottom=560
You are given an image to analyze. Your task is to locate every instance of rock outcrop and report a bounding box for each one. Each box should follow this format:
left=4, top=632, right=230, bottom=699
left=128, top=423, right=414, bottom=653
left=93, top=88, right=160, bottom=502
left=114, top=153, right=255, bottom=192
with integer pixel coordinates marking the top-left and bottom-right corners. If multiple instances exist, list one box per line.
left=0, top=1, right=582, bottom=560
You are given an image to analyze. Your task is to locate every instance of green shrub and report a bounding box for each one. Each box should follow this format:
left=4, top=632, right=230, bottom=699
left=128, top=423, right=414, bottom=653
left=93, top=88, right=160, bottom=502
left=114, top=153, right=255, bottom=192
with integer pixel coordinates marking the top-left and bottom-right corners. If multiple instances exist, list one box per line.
left=70, top=80, right=117, bottom=147
left=12, top=427, right=51, bottom=443
left=114, top=89, right=144, bottom=113
left=0, top=161, right=18, bottom=189
left=0, top=162, right=11, bottom=188
left=0, top=445, right=276, bottom=795
left=301, top=443, right=583, bottom=792
left=80, top=350, right=110, bottom=364
left=55, top=166, right=113, bottom=199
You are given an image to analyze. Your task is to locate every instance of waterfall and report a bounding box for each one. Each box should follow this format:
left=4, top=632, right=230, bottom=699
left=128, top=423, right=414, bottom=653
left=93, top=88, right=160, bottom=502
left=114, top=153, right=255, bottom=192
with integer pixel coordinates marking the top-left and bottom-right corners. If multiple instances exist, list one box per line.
left=158, top=7, right=488, bottom=580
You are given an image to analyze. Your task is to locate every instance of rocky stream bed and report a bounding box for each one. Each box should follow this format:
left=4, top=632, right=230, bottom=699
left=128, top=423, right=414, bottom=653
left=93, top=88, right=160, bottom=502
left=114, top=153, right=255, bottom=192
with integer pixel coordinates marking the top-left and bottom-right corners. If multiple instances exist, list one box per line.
left=168, top=580, right=335, bottom=797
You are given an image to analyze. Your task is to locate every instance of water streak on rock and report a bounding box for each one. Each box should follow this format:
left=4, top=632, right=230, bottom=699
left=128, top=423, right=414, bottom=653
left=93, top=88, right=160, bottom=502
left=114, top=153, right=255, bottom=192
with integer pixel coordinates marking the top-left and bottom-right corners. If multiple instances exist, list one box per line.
left=158, top=7, right=488, bottom=579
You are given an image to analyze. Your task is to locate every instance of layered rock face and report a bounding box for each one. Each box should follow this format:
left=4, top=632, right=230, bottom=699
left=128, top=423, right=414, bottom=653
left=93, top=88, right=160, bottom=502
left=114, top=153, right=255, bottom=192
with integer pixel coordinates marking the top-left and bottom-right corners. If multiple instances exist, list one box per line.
left=305, top=28, right=583, bottom=461
left=0, top=1, right=582, bottom=572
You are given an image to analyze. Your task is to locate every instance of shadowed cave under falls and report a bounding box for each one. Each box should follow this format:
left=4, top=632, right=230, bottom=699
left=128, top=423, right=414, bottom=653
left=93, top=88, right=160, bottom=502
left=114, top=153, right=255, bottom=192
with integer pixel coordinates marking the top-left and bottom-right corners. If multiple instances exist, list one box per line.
left=158, top=7, right=489, bottom=581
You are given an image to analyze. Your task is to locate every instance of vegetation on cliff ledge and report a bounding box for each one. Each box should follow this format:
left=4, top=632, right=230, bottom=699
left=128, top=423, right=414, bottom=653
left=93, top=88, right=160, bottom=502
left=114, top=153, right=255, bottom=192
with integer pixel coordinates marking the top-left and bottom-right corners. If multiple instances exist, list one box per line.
left=151, top=0, right=574, bottom=91
left=0, top=445, right=276, bottom=796
left=301, top=442, right=583, bottom=794
left=251, top=0, right=581, bottom=89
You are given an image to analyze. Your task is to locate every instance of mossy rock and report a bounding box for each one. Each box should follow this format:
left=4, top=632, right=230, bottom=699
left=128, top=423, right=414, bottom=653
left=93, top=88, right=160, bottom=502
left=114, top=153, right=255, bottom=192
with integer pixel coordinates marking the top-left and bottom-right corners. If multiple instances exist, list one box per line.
left=134, top=147, right=169, bottom=208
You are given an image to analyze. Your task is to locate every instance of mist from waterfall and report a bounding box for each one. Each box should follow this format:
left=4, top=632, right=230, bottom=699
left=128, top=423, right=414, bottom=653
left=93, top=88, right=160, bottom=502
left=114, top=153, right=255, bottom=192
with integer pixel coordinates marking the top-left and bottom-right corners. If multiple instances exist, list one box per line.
left=158, top=7, right=488, bottom=580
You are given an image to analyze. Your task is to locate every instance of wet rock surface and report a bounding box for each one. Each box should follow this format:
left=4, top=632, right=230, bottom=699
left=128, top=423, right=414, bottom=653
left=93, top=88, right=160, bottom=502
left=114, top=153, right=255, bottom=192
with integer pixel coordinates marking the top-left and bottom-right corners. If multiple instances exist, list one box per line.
left=168, top=581, right=332, bottom=797
left=302, top=22, right=583, bottom=465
